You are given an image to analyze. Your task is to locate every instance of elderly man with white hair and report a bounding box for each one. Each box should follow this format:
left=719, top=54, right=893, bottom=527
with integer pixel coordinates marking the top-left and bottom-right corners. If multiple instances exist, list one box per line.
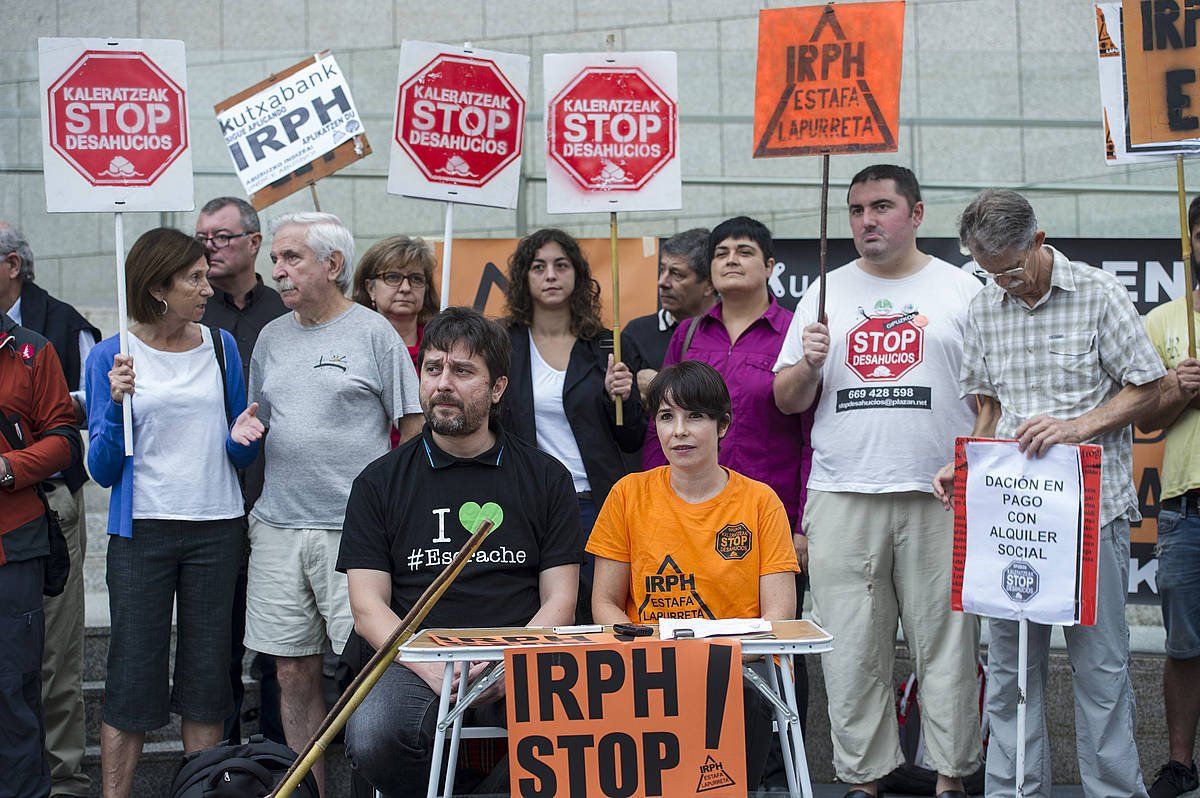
left=237, top=212, right=422, bottom=793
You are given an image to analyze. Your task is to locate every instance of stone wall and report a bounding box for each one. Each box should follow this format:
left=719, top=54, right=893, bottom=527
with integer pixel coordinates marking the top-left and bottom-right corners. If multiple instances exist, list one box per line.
left=1, top=0, right=1191, bottom=321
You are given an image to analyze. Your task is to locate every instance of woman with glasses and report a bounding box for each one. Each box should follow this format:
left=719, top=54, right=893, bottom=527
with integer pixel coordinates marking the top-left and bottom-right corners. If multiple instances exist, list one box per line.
left=352, top=235, right=440, bottom=368
left=351, top=236, right=440, bottom=450
left=501, top=228, right=643, bottom=622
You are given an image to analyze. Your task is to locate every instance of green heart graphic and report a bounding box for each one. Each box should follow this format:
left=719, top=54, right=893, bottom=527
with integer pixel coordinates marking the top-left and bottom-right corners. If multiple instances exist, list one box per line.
left=459, top=501, right=504, bottom=533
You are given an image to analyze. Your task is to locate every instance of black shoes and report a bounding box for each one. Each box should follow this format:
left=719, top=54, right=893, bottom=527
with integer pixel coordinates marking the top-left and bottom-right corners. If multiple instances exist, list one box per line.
left=1149, top=760, right=1200, bottom=798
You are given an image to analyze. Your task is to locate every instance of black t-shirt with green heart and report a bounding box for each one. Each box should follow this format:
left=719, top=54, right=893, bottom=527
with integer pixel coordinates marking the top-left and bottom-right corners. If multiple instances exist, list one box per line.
left=336, top=422, right=583, bottom=630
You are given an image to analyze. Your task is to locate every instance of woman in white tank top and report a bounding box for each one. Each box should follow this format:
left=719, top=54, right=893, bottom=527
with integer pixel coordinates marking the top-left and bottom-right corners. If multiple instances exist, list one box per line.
left=500, top=229, right=646, bottom=621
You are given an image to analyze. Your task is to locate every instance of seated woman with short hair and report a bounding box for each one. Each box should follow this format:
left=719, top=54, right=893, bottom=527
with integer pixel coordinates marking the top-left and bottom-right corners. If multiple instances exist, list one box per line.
left=587, top=360, right=799, bottom=787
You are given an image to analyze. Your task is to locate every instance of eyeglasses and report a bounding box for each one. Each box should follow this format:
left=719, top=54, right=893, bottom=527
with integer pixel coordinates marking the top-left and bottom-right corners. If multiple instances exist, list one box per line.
left=375, top=271, right=427, bottom=288
left=195, top=231, right=252, bottom=250
left=973, top=250, right=1035, bottom=283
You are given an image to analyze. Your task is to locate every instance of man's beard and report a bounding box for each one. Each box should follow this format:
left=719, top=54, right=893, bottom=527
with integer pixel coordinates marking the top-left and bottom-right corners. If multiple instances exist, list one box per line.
left=423, top=394, right=488, bottom=437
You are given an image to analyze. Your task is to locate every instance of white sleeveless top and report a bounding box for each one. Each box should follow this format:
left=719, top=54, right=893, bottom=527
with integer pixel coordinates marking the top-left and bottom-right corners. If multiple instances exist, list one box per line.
left=529, top=330, right=590, bottom=494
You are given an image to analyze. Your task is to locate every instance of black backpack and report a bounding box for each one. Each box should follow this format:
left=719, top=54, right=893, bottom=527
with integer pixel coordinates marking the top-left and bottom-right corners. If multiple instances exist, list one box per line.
left=169, top=736, right=320, bottom=798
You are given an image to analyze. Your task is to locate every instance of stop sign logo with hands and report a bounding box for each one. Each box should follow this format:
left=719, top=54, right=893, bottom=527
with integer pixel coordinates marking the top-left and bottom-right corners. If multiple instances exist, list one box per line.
left=388, top=42, right=529, bottom=209
left=845, top=311, right=926, bottom=382
left=47, top=50, right=187, bottom=186
left=544, top=52, right=681, bottom=214
left=39, top=38, right=194, bottom=212
left=549, top=67, right=675, bottom=191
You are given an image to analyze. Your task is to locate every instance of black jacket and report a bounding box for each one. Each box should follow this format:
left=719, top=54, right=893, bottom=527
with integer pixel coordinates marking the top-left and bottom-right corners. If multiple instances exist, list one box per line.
left=18, top=281, right=100, bottom=492
left=502, top=325, right=645, bottom=508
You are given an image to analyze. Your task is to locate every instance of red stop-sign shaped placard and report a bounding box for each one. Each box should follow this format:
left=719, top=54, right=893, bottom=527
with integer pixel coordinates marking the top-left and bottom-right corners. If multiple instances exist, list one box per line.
left=845, top=314, right=925, bottom=382
left=396, top=53, right=524, bottom=188
left=46, top=50, right=188, bottom=187
left=548, top=67, right=676, bottom=191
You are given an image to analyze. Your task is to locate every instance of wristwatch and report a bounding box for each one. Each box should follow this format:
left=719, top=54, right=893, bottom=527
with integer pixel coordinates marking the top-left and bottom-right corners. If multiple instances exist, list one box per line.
left=0, top=456, right=13, bottom=489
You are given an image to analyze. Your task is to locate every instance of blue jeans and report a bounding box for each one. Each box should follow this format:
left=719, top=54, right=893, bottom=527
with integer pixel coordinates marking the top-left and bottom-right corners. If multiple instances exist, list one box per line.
left=345, top=663, right=507, bottom=798
left=1156, top=506, right=1200, bottom=659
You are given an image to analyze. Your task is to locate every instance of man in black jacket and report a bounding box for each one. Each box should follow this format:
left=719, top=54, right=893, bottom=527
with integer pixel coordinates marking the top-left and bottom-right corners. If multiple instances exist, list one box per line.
left=0, top=222, right=98, bottom=798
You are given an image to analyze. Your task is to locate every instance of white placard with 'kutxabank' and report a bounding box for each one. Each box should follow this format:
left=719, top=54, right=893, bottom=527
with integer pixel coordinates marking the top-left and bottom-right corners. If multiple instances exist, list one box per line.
left=217, top=54, right=364, bottom=196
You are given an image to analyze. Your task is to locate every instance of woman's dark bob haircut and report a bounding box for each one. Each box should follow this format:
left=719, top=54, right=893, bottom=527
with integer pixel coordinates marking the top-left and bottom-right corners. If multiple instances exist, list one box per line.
left=125, top=228, right=206, bottom=324
left=646, top=360, right=732, bottom=425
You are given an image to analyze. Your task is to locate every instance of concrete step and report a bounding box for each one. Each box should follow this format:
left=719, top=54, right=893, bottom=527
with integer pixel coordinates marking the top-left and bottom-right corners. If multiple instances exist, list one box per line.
left=72, top=640, right=1169, bottom=792
left=81, top=740, right=355, bottom=798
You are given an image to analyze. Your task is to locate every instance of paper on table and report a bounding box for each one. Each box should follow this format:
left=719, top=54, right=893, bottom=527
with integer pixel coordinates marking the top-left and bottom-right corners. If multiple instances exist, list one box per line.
left=658, top=618, right=771, bottom=640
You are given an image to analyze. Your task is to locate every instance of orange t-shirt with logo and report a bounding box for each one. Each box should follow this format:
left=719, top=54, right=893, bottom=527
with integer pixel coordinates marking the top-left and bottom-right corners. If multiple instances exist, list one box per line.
left=586, top=466, right=800, bottom=623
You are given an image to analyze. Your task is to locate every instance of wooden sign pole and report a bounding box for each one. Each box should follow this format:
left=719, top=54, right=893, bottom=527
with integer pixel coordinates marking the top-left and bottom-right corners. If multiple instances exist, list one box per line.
left=1016, top=617, right=1029, bottom=798
left=113, top=213, right=133, bottom=455
left=440, top=201, right=454, bottom=311
left=610, top=211, right=623, bottom=425
left=271, top=518, right=497, bottom=798
left=1176, top=155, right=1197, bottom=358
left=817, top=152, right=830, bottom=324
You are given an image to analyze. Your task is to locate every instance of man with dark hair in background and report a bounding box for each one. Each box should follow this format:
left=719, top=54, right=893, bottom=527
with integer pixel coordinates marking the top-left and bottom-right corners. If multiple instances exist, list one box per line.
left=1136, top=196, right=1200, bottom=798
left=195, top=197, right=289, bottom=745
left=338, top=307, right=581, bottom=797
left=621, top=228, right=715, bottom=402
left=0, top=221, right=99, bottom=798
left=197, top=196, right=288, bottom=384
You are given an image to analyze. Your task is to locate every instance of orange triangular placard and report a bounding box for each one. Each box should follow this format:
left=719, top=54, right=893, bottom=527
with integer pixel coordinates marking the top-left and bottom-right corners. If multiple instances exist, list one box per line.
left=753, top=2, right=905, bottom=158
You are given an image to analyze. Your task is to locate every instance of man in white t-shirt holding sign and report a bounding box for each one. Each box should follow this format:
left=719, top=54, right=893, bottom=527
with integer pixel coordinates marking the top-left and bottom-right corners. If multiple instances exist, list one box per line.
left=773, top=165, right=983, bottom=798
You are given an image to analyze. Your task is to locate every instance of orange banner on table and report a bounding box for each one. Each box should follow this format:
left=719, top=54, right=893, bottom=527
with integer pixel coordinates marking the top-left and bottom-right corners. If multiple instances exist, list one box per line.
left=1122, top=0, right=1200, bottom=145
left=753, top=1, right=905, bottom=158
left=506, top=639, right=746, bottom=798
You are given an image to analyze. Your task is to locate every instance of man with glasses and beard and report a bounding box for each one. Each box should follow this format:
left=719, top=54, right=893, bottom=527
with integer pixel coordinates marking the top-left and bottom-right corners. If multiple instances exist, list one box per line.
left=337, top=307, right=582, bottom=798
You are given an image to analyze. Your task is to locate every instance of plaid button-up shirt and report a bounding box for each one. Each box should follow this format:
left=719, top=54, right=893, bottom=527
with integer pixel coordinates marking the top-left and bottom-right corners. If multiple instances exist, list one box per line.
left=960, top=246, right=1166, bottom=526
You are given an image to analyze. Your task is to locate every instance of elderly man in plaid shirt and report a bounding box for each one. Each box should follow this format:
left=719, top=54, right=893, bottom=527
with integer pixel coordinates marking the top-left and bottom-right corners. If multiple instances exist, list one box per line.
left=933, top=188, right=1165, bottom=797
